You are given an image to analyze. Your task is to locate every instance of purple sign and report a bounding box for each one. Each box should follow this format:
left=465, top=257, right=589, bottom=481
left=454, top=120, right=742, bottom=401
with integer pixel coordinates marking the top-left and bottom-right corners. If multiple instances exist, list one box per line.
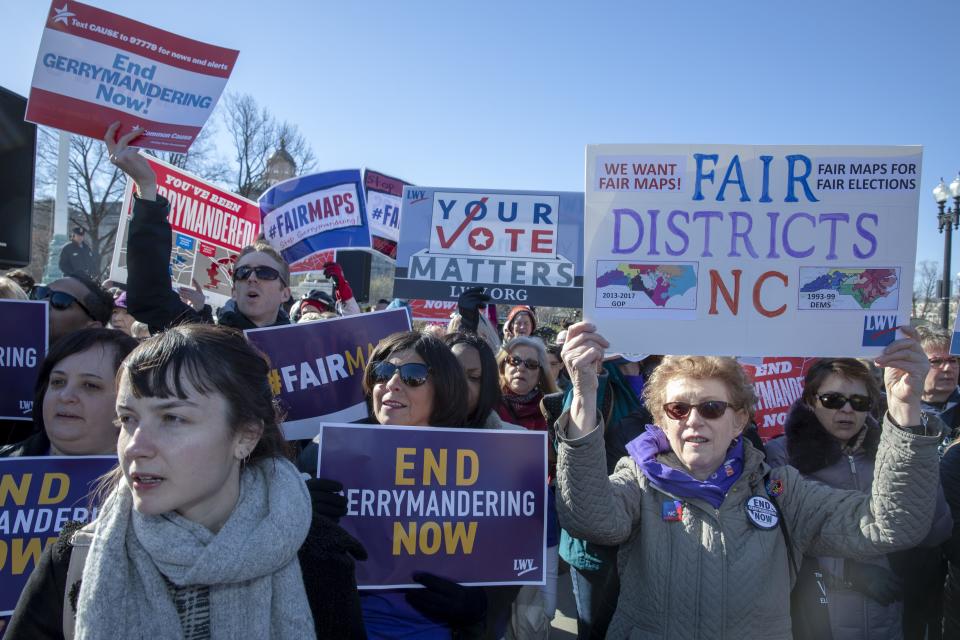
left=0, top=456, right=117, bottom=615
left=317, top=423, right=547, bottom=588
left=0, top=300, right=48, bottom=421
left=244, top=309, right=412, bottom=440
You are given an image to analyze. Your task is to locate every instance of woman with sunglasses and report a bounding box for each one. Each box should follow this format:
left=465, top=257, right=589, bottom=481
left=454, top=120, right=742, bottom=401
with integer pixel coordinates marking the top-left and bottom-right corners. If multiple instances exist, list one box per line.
left=495, top=337, right=559, bottom=431
left=354, top=331, right=502, bottom=639
left=491, top=337, right=561, bottom=638
left=556, top=322, right=944, bottom=639
left=765, top=359, right=952, bottom=640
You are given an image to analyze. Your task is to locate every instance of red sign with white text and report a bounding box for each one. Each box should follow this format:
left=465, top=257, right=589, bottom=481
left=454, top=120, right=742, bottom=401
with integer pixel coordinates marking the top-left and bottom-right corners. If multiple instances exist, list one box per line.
left=110, top=155, right=260, bottom=306
left=27, top=0, right=238, bottom=151
left=409, top=299, right=458, bottom=322
left=738, top=357, right=819, bottom=440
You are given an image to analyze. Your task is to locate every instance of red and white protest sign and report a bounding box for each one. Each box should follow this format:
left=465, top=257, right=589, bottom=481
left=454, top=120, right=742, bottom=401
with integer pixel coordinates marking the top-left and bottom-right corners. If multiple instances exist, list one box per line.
left=110, top=155, right=260, bottom=306
left=409, top=299, right=458, bottom=322
left=290, top=250, right=337, bottom=275
left=738, top=357, right=819, bottom=440
left=364, top=169, right=411, bottom=260
left=27, top=1, right=238, bottom=152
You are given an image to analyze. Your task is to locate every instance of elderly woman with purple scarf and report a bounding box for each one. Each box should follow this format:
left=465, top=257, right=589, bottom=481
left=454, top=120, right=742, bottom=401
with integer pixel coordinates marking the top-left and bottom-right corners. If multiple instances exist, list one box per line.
left=553, top=322, right=944, bottom=640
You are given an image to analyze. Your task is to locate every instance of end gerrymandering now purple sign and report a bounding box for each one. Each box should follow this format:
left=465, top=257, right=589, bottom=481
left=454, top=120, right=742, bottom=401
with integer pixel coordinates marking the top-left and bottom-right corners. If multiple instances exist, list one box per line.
left=0, top=300, right=48, bottom=421
left=1, top=456, right=117, bottom=615
left=244, top=309, right=411, bottom=440
left=317, top=423, right=547, bottom=589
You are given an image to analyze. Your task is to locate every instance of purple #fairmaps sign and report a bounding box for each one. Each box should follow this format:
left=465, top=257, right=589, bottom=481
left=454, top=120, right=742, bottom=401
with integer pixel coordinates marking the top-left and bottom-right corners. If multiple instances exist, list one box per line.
left=244, top=309, right=412, bottom=440
left=0, top=300, right=48, bottom=421
left=317, top=423, right=547, bottom=588
left=1, top=456, right=117, bottom=615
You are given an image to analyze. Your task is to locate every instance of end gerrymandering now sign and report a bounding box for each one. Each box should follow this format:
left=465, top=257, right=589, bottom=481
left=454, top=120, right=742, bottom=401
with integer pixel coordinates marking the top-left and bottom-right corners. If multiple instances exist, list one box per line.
left=244, top=309, right=412, bottom=440
left=317, top=423, right=547, bottom=589
left=0, top=301, right=48, bottom=422
left=584, top=145, right=922, bottom=357
left=27, top=1, right=238, bottom=152
left=110, top=155, right=260, bottom=307
left=258, top=170, right=372, bottom=273
left=0, top=456, right=117, bottom=616
left=738, top=356, right=819, bottom=440
left=394, top=187, right=585, bottom=306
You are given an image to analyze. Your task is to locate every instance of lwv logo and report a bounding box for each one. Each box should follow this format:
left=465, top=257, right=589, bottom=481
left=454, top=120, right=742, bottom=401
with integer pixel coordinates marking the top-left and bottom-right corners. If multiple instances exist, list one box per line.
left=513, top=558, right=538, bottom=577
left=861, top=314, right=898, bottom=347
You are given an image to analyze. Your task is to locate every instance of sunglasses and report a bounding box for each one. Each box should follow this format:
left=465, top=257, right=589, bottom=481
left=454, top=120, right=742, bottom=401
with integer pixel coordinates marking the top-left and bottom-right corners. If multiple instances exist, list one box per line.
left=817, top=392, right=872, bottom=412
left=371, top=361, right=431, bottom=387
left=31, top=286, right=95, bottom=320
left=929, top=357, right=960, bottom=368
left=506, top=355, right=541, bottom=370
left=663, top=400, right=732, bottom=421
left=234, top=265, right=285, bottom=284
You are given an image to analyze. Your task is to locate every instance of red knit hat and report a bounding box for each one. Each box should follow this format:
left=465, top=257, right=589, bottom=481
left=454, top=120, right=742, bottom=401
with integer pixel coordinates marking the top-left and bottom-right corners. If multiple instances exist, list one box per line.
left=506, top=305, right=537, bottom=333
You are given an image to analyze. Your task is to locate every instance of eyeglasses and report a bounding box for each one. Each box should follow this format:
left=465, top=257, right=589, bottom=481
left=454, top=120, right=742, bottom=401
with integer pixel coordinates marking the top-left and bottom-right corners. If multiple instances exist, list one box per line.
left=663, top=400, right=732, bottom=420
left=929, top=357, right=960, bottom=368
left=234, top=265, right=285, bottom=284
left=817, top=392, right=873, bottom=412
left=371, top=361, right=431, bottom=387
left=31, top=286, right=96, bottom=320
left=505, top=355, right=541, bottom=370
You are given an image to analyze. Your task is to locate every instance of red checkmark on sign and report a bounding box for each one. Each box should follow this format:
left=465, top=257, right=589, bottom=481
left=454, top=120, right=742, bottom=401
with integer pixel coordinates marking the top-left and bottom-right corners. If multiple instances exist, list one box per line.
left=435, top=197, right=489, bottom=249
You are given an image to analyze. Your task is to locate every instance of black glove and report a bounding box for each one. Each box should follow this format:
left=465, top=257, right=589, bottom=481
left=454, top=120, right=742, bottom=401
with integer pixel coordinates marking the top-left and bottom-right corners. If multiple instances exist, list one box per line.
left=306, top=477, right=347, bottom=522
left=404, top=572, right=487, bottom=629
left=456, top=287, right=490, bottom=334
left=845, top=560, right=903, bottom=605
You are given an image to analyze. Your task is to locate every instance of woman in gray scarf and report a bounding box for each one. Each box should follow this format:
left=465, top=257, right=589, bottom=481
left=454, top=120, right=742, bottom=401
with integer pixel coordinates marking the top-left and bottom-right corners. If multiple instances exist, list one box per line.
left=7, top=324, right=363, bottom=639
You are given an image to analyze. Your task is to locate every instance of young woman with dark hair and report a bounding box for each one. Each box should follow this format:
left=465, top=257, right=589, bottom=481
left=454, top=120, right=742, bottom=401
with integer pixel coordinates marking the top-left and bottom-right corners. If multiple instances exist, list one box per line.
left=7, top=324, right=364, bottom=639
left=0, top=328, right=138, bottom=458
left=442, top=332, right=504, bottom=428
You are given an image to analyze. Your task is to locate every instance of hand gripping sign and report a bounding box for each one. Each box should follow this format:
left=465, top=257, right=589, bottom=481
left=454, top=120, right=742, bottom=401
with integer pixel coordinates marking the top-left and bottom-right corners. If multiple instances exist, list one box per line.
left=27, top=1, right=238, bottom=152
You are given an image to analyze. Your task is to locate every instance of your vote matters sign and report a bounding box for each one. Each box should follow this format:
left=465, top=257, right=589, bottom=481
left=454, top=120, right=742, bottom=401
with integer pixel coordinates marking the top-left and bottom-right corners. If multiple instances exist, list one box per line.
left=394, top=187, right=584, bottom=307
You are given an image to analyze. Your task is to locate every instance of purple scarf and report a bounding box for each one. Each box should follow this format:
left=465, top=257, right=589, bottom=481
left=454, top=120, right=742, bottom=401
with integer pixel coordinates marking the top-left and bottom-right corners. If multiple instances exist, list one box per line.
left=625, top=424, right=744, bottom=509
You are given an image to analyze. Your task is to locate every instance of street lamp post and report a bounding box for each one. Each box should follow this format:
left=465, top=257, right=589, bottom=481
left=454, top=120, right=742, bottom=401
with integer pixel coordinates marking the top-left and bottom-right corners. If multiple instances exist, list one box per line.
left=934, top=173, right=960, bottom=329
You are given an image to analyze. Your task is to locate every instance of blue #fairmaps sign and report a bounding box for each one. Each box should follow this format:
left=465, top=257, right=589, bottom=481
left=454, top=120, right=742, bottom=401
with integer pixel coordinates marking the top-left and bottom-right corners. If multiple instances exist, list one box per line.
left=258, top=169, right=372, bottom=267
left=0, top=300, right=48, bottom=421
left=0, top=456, right=117, bottom=615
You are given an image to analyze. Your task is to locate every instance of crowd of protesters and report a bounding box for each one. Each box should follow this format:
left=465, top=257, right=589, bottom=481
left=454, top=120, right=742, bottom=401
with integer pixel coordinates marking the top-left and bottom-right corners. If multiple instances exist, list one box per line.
left=1, top=125, right=960, bottom=640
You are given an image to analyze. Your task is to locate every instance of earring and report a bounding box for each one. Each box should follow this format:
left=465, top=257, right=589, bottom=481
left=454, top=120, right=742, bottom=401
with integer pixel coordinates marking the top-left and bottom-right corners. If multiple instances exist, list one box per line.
left=238, top=450, right=251, bottom=467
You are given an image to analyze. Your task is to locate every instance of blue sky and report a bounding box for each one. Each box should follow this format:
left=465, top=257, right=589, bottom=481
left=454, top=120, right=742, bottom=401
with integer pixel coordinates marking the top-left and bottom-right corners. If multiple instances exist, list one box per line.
left=3, top=0, right=958, bottom=268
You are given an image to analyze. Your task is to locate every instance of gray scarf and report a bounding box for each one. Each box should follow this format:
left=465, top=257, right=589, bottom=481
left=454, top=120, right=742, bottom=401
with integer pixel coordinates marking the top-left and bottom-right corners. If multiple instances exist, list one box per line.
left=75, top=458, right=315, bottom=640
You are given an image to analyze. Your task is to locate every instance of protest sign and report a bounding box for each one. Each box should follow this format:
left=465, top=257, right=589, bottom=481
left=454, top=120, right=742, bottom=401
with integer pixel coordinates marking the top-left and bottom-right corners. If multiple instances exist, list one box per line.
left=409, top=299, right=458, bottom=323
left=584, top=145, right=922, bottom=356
left=0, top=301, right=48, bottom=422
left=951, top=315, right=960, bottom=356
left=317, top=423, right=547, bottom=588
left=26, top=1, right=238, bottom=152
left=244, top=309, right=411, bottom=439
left=365, top=169, right=412, bottom=260
left=738, top=356, right=819, bottom=440
left=394, top=187, right=585, bottom=306
left=0, top=456, right=116, bottom=615
left=258, top=170, right=372, bottom=273
left=110, top=155, right=260, bottom=307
